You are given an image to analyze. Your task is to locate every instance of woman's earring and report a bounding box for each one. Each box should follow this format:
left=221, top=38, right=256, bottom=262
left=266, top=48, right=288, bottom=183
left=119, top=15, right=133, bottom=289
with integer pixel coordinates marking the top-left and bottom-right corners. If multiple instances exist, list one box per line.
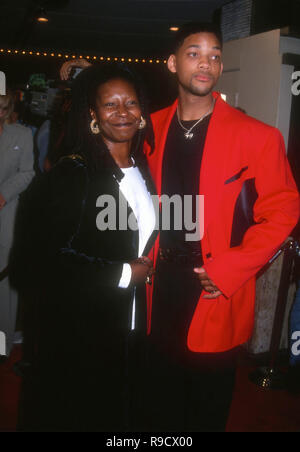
left=90, top=119, right=100, bottom=135
left=139, top=116, right=146, bottom=130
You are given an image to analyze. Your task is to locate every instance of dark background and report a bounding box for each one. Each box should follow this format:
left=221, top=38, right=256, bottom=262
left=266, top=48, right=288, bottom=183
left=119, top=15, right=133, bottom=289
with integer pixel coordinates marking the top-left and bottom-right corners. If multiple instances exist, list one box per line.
left=1, top=0, right=300, bottom=111
left=0, top=0, right=299, bottom=164
left=0, top=52, right=177, bottom=113
left=0, top=0, right=299, bottom=56
left=0, top=0, right=228, bottom=57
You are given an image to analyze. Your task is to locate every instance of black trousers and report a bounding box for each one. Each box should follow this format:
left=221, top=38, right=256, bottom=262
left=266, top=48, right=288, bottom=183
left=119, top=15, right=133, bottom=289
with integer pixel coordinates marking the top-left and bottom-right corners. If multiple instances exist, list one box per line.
left=144, top=260, right=239, bottom=432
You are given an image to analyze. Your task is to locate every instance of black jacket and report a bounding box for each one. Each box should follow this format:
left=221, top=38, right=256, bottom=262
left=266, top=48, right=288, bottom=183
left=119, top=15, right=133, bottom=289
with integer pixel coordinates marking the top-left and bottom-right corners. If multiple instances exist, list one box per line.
left=11, top=152, right=157, bottom=345
left=10, top=153, right=157, bottom=431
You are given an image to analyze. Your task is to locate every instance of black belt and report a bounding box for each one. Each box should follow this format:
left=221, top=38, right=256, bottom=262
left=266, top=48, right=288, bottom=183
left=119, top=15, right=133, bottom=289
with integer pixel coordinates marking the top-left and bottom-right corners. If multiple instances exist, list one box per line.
left=158, top=248, right=203, bottom=266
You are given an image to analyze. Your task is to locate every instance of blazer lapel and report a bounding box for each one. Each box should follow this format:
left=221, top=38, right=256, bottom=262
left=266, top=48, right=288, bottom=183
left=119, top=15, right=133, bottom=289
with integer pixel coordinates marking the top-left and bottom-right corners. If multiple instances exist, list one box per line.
left=148, top=100, right=178, bottom=197
left=200, top=92, right=232, bottom=233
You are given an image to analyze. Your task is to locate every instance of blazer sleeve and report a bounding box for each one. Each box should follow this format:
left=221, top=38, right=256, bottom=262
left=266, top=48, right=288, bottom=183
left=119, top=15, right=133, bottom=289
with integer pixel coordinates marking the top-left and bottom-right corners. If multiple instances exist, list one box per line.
left=0, top=127, right=35, bottom=203
left=45, top=158, right=124, bottom=289
left=204, top=128, right=300, bottom=299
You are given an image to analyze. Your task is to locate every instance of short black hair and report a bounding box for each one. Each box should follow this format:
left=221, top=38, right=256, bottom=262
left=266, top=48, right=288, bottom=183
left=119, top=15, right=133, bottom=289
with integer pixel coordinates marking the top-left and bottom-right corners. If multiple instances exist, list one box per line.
left=171, top=22, right=223, bottom=54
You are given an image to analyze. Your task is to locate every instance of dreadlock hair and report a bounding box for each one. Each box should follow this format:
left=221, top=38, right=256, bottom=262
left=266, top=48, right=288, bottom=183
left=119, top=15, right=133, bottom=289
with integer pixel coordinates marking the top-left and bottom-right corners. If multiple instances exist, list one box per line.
left=62, top=64, right=155, bottom=173
left=171, top=22, right=223, bottom=54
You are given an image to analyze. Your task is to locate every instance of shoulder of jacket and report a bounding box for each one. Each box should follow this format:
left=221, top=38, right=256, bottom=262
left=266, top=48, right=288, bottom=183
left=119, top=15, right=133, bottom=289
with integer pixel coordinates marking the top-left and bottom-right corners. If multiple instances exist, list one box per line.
left=151, top=104, right=174, bottom=122
left=56, top=153, right=87, bottom=168
left=6, top=123, right=32, bottom=136
left=49, top=154, right=88, bottom=184
left=48, top=154, right=89, bottom=197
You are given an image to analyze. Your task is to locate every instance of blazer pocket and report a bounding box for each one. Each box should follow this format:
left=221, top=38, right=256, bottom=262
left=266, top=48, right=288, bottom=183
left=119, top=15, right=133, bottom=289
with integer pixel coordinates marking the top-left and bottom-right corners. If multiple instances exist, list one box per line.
left=225, top=166, right=248, bottom=185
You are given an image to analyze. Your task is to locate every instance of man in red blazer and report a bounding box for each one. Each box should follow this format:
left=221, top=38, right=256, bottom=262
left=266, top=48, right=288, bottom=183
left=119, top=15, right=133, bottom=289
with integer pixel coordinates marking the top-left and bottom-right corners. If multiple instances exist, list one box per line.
left=143, top=23, right=300, bottom=432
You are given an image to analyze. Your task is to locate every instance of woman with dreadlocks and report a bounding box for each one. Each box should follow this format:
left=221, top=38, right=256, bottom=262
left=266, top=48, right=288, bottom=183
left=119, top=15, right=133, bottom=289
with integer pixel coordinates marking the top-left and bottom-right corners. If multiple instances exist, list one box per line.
left=14, top=65, right=157, bottom=432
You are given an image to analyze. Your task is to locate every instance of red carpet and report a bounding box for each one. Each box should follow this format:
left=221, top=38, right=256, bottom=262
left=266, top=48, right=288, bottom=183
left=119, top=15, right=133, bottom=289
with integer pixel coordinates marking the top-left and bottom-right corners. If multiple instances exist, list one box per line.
left=0, top=346, right=299, bottom=432
left=0, top=346, right=22, bottom=432
left=226, top=360, right=300, bottom=432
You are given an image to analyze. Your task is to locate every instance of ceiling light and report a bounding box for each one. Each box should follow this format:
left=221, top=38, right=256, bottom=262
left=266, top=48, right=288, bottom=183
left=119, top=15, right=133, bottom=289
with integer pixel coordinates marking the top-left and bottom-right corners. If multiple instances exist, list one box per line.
left=170, top=27, right=179, bottom=32
left=36, top=8, right=49, bottom=23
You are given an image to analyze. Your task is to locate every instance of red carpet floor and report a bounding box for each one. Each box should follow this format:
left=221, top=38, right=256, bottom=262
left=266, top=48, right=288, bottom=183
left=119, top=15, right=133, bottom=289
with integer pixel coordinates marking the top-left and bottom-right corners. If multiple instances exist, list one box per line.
left=0, top=346, right=22, bottom=432
left=226, top=359, right=300, bottom=432
left=0, top=345, right=299, bottom=432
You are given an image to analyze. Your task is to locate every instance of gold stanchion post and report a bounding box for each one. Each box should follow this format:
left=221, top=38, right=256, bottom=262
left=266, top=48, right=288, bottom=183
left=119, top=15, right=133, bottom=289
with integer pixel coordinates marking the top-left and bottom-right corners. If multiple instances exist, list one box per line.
left=249, top=239, right=300, bottom=390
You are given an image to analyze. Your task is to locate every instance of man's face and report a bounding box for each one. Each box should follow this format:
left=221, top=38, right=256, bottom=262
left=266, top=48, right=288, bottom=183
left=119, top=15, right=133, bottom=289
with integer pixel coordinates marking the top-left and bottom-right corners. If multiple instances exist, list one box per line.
left=168, top=32, right=223, bottom=97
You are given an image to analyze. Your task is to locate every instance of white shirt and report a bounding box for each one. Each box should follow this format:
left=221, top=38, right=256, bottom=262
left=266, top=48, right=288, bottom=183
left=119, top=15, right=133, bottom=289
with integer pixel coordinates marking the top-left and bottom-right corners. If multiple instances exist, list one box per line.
left=117, top=165, right=156, bottom=329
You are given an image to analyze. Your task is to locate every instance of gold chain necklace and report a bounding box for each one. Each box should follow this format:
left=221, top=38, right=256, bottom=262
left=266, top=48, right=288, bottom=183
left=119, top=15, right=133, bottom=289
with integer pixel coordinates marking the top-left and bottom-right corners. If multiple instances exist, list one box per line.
left=177, top=99, right=216, bottom=140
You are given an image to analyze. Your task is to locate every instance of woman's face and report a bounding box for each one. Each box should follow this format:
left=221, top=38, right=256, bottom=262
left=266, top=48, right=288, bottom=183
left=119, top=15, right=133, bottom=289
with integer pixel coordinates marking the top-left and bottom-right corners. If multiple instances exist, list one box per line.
left=91, top=78, right=142, bottom=144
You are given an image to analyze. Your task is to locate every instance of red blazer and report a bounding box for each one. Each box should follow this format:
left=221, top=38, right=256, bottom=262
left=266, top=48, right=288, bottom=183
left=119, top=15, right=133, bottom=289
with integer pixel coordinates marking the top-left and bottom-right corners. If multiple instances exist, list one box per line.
left=145, top=92, right=300, bottom=353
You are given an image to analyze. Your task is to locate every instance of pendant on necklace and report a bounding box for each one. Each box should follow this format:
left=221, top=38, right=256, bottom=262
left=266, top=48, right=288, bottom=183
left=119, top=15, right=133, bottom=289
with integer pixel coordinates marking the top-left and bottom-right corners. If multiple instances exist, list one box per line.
left=184, top=132, right=194, bottom=139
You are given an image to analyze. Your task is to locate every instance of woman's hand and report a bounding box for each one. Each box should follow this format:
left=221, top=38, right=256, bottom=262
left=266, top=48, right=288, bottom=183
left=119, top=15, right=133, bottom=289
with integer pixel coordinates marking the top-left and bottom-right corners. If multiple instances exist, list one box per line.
left=60, top=59, right=92, bottom=80
left=129, top=256, right=154, bottom=285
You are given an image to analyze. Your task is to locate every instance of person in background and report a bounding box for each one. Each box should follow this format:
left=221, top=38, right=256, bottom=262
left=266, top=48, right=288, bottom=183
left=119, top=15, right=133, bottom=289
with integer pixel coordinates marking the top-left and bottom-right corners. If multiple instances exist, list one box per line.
left=34, top=88, right=72, bottom=173
left=8, top=90, right=47, bottom=172
left=7, top=96, right=22, bottom=125
left=41, top=90, right=72, bottom=172
left=35, top=119, right=50, bottom=173
left=0, top=89, right=34, bottom=362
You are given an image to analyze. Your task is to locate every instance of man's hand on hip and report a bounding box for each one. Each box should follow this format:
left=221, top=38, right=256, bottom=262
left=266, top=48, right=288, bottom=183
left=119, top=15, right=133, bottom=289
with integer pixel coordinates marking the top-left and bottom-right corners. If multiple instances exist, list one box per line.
left=194, top=267, right=223, bottom=299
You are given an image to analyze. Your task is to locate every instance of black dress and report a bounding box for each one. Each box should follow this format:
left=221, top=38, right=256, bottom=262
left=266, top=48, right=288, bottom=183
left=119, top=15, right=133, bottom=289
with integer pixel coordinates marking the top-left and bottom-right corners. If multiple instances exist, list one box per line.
left=12, top=154, right=156, bottom=432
